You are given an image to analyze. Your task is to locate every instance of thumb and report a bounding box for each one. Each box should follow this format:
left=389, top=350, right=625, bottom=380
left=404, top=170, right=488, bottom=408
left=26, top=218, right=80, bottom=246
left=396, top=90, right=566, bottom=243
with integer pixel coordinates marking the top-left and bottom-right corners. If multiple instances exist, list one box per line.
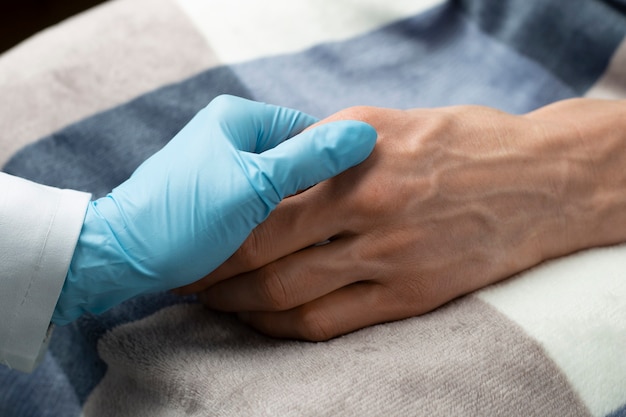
left=238, top=120, right=377, bottom=207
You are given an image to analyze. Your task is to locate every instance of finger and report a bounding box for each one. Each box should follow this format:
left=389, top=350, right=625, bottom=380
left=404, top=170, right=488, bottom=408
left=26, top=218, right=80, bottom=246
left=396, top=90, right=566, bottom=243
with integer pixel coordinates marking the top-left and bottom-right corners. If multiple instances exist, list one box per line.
left=205, top=95, right=319, bottom=153
left=173, top=187, right=342, bottom=295
left=239, top=120, right=377, bottom=207
left=198, top=236, right=368, bottom=312
left=235, top=282, right=407, bottom=342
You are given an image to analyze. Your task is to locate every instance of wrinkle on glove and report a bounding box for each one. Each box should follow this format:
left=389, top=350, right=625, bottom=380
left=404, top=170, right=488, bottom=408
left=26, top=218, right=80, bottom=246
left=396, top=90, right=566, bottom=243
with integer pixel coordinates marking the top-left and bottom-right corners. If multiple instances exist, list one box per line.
left=53, top=95, right=377, bottom=325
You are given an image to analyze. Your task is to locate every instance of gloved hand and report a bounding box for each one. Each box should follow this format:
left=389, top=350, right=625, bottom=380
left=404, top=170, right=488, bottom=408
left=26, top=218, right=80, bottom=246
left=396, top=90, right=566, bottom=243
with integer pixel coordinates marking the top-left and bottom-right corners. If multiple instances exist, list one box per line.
left=53, top=95, right=377, bottom=325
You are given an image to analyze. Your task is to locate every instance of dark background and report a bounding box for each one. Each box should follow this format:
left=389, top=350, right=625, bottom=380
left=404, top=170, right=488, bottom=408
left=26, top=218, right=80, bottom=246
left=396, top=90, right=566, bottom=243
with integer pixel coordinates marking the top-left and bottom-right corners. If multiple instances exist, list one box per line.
left=0, top=0, right=109, bottom=53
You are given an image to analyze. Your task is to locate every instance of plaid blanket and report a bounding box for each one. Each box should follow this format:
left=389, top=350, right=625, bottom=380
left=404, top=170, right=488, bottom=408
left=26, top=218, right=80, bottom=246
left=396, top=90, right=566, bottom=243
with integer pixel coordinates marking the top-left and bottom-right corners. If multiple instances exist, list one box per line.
left=1, top=0, right=625, bottom=415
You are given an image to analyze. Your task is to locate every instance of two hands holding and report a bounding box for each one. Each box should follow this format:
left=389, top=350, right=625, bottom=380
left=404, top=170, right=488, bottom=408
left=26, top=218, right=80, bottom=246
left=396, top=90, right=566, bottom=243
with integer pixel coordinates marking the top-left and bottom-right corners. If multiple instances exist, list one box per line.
left=57, top=95, right=626, bottom=340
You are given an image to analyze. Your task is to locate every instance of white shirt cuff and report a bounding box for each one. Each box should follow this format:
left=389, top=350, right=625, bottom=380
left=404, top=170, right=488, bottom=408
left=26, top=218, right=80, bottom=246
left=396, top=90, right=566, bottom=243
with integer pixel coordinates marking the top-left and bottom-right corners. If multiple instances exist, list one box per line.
left=0, top=173, right=91, bottom=372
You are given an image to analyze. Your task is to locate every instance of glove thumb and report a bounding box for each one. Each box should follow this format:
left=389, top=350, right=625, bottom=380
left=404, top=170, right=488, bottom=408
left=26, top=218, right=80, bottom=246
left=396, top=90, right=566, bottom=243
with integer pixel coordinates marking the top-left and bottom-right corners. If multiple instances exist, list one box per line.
left=239, top=120, right=377, bottom=208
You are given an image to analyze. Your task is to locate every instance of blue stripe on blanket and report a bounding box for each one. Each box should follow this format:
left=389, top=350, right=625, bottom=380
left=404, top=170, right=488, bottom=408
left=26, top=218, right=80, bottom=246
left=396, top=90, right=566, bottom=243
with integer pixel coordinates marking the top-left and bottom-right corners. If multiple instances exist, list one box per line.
left=604, top=0, right=626, bottom=13
left=0, top=292, right=195, bottom=415
left=48, top=293, right=197, bottom=403
left=0, top=354, right=80, bottom=417
left=4, top=2, right=588, bottom=195
left=608, top=403, right=626, bottom=417
left=229, top=2, right=576, bottom=117
left=456, top=0, right=626, bottom=93
left=1, top=2, right=625, bottom=415
left=3, top=67, right=251, bottom=198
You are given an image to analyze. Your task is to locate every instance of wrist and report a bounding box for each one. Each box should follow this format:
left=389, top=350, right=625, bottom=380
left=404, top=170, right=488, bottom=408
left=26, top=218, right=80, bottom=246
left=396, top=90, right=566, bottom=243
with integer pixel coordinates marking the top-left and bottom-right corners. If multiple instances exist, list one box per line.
left=53, top=201, right=138, bottom=324
left=524, top=98, right=626, bottom=258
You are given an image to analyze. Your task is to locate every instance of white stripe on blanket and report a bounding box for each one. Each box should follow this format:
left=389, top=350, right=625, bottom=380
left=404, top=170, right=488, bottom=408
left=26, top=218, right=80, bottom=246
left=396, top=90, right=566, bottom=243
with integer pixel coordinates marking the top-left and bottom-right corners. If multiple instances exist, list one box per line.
left=173, top=0, right=446, bottom=63
left=586, top=37, right=626, bottom=100
left=476, top=243, right=626, bottom=417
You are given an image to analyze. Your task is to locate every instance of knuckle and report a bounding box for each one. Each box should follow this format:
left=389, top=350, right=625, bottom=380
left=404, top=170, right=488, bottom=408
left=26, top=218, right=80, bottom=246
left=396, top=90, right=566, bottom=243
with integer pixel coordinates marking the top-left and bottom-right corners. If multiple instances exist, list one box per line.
left=206, top=94, right=234, bottom=110
left=336, top=106, right=378, bottom=121
left=204, top=94, right=248, bottom=123
left=295, top=307, right=336, bottom=342
left=389, top=273, right=438, bottom=315
left=232, top=230, right=263, bottom=270
left=423, top=109, right=458, bottom=134
left=257, top=264, right=289, bottom=310
left=352, top=181, right=394, bottom=219
left=327, top=106, right=385, bottom=127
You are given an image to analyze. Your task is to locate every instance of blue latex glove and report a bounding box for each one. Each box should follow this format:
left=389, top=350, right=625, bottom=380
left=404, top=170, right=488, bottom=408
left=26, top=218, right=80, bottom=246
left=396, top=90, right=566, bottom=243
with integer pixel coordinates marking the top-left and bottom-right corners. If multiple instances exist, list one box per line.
left=53, top=95, right=376, bottom=325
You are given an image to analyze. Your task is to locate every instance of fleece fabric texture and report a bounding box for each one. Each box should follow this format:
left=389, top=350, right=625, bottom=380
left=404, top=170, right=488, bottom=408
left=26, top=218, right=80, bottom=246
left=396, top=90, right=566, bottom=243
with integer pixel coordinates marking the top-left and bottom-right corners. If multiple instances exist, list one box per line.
left=0, top=0, right=625, bottom=415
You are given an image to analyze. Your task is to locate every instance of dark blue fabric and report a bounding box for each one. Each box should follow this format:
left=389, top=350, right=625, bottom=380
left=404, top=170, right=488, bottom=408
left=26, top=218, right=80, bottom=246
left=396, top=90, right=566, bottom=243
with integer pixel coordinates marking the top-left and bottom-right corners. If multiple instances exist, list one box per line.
left=604, top=0, right=626, bottom=14
left=608, top=403, right=626, bottom=417
left=456, top=0, right=626, bottom=93
left=4, top=67, right=251, bottom=197
left=231, top=2, right=575, bottom=117
left=0, top=293, right=196, bottom=416
left=0, top=354, right=80, bottom=417
left=48, top=293, right=197, bottom=403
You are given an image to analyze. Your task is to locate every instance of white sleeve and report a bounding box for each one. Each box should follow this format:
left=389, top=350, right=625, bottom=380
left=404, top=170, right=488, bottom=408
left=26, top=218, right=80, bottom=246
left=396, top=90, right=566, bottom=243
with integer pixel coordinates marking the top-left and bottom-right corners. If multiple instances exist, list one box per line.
left=0, top=172, right=91, bottom=372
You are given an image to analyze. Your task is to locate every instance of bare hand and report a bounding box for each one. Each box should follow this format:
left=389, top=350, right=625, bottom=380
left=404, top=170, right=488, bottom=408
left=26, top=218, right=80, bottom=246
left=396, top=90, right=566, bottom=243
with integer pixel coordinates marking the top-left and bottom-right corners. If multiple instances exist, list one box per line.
left=178, top=98, right=626, bottom=341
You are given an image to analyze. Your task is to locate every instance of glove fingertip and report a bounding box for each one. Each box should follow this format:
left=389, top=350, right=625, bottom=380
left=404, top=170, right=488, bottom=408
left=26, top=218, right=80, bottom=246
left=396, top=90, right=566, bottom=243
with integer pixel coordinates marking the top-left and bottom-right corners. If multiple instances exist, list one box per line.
left=244, top=119, right=377, bottom=207
left=320, top=120, right=377, bottom=166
